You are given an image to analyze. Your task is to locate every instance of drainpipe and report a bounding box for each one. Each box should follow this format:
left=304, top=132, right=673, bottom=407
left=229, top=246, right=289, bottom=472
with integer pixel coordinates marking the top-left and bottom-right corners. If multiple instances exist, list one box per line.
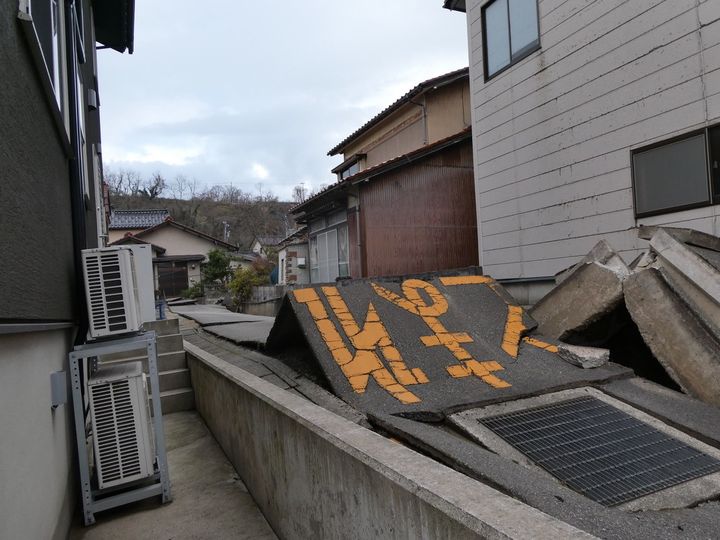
left=409, top=96, right=428, bottom=145
left=65, top=3, right=89, bottom=345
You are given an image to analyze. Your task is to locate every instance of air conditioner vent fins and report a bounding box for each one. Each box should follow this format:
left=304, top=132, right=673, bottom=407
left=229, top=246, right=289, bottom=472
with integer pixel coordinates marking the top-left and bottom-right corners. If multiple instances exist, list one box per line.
left=89, top=362, right=154, bottom=489
left=82, top=248, right=142, bottom=338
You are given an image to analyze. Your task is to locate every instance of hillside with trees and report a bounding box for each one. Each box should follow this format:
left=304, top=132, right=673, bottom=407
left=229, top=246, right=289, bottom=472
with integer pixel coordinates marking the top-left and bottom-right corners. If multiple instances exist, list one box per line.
left=106, top=168, right=295, bottom=249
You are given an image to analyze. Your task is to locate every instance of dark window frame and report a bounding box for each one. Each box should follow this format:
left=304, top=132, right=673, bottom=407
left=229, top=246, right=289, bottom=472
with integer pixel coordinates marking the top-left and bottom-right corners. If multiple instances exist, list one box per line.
left=339, top=160, right=361, bottom=180
left=631, top=126, right=719, bottom=219
left=481, top=0, right=541, bottom=81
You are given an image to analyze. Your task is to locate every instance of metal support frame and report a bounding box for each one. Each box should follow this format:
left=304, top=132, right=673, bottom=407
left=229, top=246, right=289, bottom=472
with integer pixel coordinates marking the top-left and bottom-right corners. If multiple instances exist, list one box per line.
left=69, top=331, right=172, bottom=525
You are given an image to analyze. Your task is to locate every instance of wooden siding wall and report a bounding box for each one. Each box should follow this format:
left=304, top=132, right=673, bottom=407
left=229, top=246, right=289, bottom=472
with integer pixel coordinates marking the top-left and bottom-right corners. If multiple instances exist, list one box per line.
left=359, top=140, right=478, bottom=277
left=466, top=0, right=720, bottom=279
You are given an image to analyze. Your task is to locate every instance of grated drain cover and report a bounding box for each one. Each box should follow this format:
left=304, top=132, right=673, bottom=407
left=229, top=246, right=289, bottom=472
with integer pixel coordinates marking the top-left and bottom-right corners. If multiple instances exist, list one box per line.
left=480, top=396, right=720, bottom=506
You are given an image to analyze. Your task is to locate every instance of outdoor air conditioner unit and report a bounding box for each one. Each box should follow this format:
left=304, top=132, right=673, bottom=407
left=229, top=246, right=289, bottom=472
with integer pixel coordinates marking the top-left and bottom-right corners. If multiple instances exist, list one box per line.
left=82, top=247, right=146, bottom=338
left=88, top=361, right=155, bottom=490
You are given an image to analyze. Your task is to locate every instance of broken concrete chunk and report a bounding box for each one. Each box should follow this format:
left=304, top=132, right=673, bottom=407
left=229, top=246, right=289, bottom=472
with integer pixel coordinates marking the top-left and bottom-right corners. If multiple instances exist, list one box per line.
left=557, top=343, right=609, bottom=369
left=624, top=267, right=720, bottom=407
left=531, top=261, right=628, bottom=340
left=555, top=240, right=628, bottom=285
left=628, top=250, right=655, bottom=271
left=638, top=225, right=720, bottom=253
left=649, top=228, right=720, bottom=304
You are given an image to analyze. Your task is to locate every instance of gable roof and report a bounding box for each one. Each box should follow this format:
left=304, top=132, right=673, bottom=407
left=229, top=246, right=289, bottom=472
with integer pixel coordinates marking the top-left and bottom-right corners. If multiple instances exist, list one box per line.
left=107, top=234, right=167, bottom=254
left=134, top=218, right=239, bottom=251
left=109, top=209, right=170, bottom=230
left=327, top=67, right=469, bottom=156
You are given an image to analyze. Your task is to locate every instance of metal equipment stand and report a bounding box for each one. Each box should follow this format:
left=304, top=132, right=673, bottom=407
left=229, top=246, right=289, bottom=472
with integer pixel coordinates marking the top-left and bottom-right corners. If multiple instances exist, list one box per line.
left=69, top=331, right=172, bottom=525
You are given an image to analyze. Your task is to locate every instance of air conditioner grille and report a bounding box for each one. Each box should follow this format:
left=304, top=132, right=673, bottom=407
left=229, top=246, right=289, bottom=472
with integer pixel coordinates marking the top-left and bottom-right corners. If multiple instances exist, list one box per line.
left=83, top=248, right=144, bottom=337
left=90, top=380, right=143, bottom=485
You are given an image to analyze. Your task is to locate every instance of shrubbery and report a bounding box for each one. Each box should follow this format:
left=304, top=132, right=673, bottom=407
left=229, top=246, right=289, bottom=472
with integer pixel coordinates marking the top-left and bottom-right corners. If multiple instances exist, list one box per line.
left=228, top=259, right=272, bottom=303
left=202, top=248, right=232, bottom=285
left=180, top=282, right=204, bottom=299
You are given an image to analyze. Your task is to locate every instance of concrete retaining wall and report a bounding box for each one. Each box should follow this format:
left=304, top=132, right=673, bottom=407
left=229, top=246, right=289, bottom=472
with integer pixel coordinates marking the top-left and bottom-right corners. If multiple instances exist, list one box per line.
left=185, top=343, right=593, bottom=540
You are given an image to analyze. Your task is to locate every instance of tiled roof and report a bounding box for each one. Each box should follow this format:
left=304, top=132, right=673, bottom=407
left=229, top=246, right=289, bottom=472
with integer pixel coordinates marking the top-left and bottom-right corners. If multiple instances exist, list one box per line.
left=327, top=67, right=469, bottom=156
left=135, top=218, right=238, bottom=251
left=109, top=209, right=170, bottom=230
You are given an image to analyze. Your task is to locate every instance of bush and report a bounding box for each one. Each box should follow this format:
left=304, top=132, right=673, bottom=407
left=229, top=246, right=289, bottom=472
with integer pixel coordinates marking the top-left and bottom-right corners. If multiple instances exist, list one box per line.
left=180, top=282, right=204, bottom=299
left=228, top=265, right=270, bottom=303
left=202, top=248, right=232, bottom=285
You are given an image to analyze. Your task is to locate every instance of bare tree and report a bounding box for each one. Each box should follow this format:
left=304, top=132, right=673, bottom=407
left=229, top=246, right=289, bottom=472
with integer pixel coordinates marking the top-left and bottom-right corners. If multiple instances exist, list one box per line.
left=292, top=183, right=308, bottom=204
left=141, top=172, right=166, bottom=200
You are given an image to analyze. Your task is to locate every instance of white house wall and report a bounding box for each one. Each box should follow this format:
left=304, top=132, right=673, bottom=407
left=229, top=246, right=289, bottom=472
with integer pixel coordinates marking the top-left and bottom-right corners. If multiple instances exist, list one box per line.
left=140, top=226, right=225, bottom=258
left=467, top=0, right=720, bottom=280
left=0, top=330, right=76, bottom=540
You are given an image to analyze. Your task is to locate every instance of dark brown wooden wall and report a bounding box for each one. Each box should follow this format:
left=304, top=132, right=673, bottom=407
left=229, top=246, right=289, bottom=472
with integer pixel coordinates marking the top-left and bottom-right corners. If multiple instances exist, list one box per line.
left=359, top=139, right=478, bottom=277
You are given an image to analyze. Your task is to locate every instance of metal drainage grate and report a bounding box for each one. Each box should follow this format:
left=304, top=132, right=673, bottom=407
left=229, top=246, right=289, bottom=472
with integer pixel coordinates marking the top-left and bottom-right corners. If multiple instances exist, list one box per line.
left=480, top=396, right=720, bottom=506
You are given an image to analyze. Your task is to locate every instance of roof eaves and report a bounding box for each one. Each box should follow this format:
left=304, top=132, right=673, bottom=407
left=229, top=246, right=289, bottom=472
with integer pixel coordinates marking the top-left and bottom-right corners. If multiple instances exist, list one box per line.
left=135, top=219, right=239, bottom=251
left=327, top=67, right=469, bottom=157
left=93, top=0, right=136, bottom=53
left=443, top=0, right=466, bottom=12
left=344, top=127, right=472, bottom=185
left=289, top=181, right=348, bottom=217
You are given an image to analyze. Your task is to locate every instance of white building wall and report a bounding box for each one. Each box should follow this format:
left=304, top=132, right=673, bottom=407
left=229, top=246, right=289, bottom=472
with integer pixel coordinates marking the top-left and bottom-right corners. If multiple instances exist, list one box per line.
left=467, top=0, right=720, bottom=281
left=0, top=329, right=77, bottom=540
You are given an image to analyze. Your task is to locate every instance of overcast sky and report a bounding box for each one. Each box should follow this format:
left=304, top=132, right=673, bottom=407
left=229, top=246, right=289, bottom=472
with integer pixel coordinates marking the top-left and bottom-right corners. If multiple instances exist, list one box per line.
left=97, top=1, right=468, bottom=201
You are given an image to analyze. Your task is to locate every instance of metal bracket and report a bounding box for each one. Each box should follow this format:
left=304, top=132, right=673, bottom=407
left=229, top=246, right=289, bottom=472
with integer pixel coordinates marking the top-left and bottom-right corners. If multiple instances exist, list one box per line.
left=69, top=331, right=172, bottom=525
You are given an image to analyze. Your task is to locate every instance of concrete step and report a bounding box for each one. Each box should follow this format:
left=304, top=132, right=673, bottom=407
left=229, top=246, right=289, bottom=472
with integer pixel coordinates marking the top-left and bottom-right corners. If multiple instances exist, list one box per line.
left=143, top=318, right=180, bottom=337
left=153, top=387, right=195, bottom=414
left=101, top=333, right=184, bottom=361
left=148, top=368, right=191, bottom=393
left=101, top=350, right=187, bottom=373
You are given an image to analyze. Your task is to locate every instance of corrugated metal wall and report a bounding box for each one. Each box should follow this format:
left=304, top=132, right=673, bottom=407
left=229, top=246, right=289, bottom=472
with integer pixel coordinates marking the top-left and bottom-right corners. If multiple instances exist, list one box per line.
left=359, top=139, right=478, bottom=277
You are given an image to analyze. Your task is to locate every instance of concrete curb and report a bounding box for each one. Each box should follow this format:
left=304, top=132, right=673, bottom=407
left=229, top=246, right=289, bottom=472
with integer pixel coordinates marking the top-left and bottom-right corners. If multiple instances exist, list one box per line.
left=184, top=341, right=596, bottom=539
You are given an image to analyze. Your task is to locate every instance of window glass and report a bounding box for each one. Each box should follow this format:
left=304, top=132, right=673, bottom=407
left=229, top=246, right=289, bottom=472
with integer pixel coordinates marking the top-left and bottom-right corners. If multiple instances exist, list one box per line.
left=485, top=0, right=511, bottom=77
left=709, top=126, right=720, bottom=199
left=633, top=134, right=709, bottom=215
left=340, top=161, right=360, bottom=180
left=509, top=0, right=539, bottom=55
left=337, top=224, right=349, bottom=278
left=309, top=236, right=319, bottom=282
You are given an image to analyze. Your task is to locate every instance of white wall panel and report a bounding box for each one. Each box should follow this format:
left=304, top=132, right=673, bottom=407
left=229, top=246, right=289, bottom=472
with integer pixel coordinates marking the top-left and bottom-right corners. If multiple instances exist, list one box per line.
left=466, top=0, right=719, bottom=278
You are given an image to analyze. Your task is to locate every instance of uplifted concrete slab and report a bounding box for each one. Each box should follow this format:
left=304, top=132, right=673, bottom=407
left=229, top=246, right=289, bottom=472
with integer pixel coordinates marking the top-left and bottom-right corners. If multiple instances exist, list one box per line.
left=638, top=225, right=720, bottom=252
left=531, top=260, right=629, bottom=340
left=624, top=267, right=720, bottom=407
left=649, top=228, right=720, bottom=304
left=554, top=240, right=625, bottom=285
left=266, top=271, right=629, bottom=419
left=171, top=304, right=274, bottom=326
left=203, top=320, right=274, bottom=347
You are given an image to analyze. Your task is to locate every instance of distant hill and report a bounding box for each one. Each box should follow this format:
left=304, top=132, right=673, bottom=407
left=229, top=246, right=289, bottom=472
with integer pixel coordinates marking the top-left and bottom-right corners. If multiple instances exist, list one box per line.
left=110, top=193, right=295, bottom=250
